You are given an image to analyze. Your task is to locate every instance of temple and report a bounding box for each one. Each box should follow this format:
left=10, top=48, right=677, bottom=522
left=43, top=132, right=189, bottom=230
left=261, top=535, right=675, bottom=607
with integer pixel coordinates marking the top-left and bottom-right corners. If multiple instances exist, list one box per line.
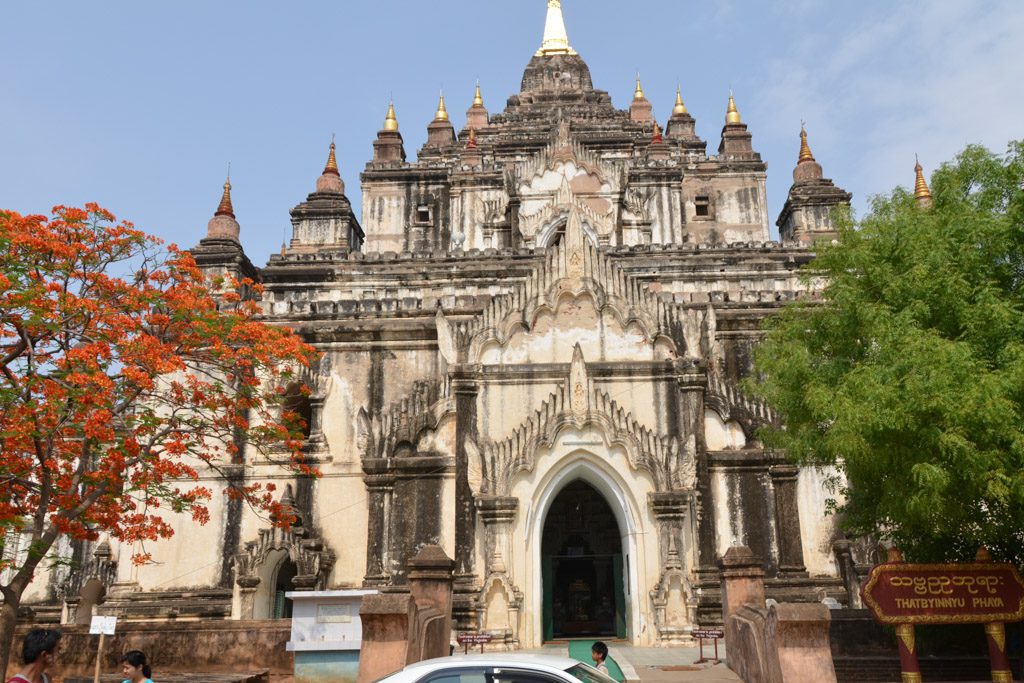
left=15, top=0, right=867, bottom=648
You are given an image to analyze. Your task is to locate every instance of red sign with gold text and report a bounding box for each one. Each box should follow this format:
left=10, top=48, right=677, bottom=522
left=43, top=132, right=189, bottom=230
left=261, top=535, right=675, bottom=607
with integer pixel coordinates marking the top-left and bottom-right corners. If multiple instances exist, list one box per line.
left=862, top=563, right=1024, bottom=625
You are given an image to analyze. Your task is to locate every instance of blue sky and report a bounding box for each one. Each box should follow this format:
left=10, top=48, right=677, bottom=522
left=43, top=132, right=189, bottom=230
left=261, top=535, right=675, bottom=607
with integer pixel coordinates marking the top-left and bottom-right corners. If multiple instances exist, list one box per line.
left=2, top=1, right=1021, bottom=264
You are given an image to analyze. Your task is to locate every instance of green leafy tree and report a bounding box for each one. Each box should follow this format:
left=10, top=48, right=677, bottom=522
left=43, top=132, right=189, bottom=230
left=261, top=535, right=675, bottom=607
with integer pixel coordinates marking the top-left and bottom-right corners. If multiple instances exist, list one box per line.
left=750, top=143, right=1024, bottom=564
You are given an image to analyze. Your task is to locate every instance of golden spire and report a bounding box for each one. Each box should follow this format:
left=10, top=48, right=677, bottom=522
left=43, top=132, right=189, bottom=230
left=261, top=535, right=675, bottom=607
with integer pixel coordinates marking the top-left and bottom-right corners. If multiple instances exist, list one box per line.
left=634, top=73, right=645, bottom=101
left=383, top=101, right=399, bottom=132
left=798, top=124, right=815, bottom=164
left=726, top=92, right=742, bottom=125
left=914, top=156, right=932, bottom=204
left=215, top=177, right=234, bottom=218
left=538, top=0, right=576, bottom=56
left=324, top=137, right=340, bottom=176
left=434, top=91, right=449, bottom=121
left=472, top=81, right=484, bottom=108
left=673, top=85, right=688, bottom=116
left=467, top=127, right=478, bottom=149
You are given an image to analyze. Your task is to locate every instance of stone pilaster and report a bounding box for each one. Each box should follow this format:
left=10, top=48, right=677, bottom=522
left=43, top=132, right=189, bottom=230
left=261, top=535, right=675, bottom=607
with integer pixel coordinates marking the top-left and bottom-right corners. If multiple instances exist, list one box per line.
left=476, top=496, right=519, bottom=575
left=770, top=464, right=807, bottom=577
left=363, top=472, right=394, bottom=587
left=452, top=373, right=479, bottom=585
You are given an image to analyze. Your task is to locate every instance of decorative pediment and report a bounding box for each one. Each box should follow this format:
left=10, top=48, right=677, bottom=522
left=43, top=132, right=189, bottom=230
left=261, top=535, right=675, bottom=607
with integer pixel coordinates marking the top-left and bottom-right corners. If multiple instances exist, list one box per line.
left=705, top=370, right=778, bottom=439
left=357, top=379, right=454, bottom=460
left=471, top=345, right=696, bottom=495
left=515, top=124, right=618, bottom=245
left=446, top=209, right=689, bottom=363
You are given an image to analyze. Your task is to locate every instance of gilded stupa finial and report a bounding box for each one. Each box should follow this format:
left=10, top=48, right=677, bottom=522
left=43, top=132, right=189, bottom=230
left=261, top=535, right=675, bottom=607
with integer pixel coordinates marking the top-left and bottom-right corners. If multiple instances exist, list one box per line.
left=537, top=0, right=577, bottom=56
left=914, top=156, right=932, bottom=205
left=434, top=91, right=449, bottom=122
left=634, top=73, right=645, bottom=101
left=467, top=127, right=478, bottom=149
left=383, top=101, right=399, bottom=132
left=215, top=172, right=234, bottom=218
left=472, top=81, right=484, bottom=108
left=324, top=135, right=340, bottom=176
left=726, top=91, right=742, bottom=125
left=798, top=123, right=815, bottom=164
left=673, top=86, right=688, bottom=116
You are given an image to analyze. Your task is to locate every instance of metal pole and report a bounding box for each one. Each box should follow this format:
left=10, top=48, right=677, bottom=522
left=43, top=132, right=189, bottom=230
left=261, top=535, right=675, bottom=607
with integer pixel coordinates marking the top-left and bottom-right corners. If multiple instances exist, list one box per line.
left=714, top=636, right=719, bottom=663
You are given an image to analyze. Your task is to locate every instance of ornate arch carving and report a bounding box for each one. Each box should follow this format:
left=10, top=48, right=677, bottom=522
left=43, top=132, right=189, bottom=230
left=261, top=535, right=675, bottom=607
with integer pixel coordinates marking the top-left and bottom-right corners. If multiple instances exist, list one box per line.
left=469, top=345, right=696, bottom=496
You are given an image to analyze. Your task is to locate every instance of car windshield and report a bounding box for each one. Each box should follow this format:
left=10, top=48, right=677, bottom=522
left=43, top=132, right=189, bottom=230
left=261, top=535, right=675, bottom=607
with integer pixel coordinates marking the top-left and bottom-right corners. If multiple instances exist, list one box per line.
left=566, top=664, right=617, bottom=683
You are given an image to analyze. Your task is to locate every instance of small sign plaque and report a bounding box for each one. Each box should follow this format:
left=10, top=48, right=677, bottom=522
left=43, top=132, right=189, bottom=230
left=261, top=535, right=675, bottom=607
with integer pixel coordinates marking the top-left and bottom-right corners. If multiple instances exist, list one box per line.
left=89, top=615, right=117, bottom=635
left=316, top=604, right=352, bottom=624
left=861, top=562, right=1024, bottom=625
left=692, top=628, right=725, bottom=639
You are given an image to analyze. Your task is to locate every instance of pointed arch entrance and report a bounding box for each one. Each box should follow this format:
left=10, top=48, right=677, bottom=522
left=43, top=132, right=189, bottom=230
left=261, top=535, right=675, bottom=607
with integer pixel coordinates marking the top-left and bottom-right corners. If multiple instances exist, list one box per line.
left=541, top=480, right=626, bottom=640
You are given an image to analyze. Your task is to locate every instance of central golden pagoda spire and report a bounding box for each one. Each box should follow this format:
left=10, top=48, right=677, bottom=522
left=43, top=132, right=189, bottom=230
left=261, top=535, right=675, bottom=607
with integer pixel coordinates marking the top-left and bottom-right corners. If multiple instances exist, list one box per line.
left=215, top=177, right=234, bottom=218
left=472, top=82, right=484, bottom=108
left=798, top=125, right=815, bottom=163
left=383, top=101, right=399, bottom=132
left=726, top=92, right=742, bottom=125
left=673, top=86, right=688, bottom=116
left=434, top=92, right=449, bottom=121
left=537, top=0, right=577, bottom=56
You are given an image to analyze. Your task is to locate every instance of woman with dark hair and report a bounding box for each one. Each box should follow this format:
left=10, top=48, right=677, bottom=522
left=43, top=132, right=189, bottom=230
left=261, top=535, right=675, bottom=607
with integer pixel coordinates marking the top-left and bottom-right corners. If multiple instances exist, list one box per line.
left=120, top=650, right=153, bottom=683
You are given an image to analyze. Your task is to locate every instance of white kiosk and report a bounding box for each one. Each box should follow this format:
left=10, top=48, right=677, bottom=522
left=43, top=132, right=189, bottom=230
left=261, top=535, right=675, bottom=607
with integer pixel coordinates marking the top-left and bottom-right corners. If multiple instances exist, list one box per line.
left=287, top=589, right=377, bottom=683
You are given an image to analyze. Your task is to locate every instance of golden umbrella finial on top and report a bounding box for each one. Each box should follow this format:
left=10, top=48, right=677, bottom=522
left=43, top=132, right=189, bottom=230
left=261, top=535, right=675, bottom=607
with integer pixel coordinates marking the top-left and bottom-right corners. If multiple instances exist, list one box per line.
left=324, top=135, right=340, bottom=176
left=914, top=155, right=932, bottom=206
left=673, top=86, right=688, bottom=116
left=726, top=91, right=742, bottom=125
left=798, top=124, right=816, bottom=164
left=383, top=101, right=399, bottom=132
left=434, top=91, right=449, bottom=122
left=215, top=168, right=234, bottom=218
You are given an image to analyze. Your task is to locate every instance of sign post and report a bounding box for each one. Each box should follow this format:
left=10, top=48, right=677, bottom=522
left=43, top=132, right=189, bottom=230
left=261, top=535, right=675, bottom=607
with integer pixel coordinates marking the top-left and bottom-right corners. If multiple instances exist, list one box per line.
left=88, top=615, right=117, bottom=683
left=456, top=632, right=492, bottom=654
left=692, top=628, right=724, bottom=664
left=861, top=553, right=1024, bottom=683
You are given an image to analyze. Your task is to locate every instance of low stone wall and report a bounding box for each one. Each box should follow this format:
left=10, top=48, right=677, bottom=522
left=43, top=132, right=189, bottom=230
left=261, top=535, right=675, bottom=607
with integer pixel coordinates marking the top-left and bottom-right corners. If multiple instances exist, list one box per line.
left=7, top=620, right=292, bottom=683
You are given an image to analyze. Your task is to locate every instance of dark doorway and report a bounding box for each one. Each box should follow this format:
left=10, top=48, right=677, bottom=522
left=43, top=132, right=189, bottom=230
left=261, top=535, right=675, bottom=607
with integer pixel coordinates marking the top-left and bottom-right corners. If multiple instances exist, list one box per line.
left=542, top=480, right=626, bottom=641
left=273, top=558, right=297, bottom=619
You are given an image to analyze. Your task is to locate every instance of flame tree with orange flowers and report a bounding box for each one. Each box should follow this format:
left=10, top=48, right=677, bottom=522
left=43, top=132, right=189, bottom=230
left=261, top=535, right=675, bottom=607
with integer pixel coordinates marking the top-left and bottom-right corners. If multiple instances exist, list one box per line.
left=0, top=204, right=316, bottom=671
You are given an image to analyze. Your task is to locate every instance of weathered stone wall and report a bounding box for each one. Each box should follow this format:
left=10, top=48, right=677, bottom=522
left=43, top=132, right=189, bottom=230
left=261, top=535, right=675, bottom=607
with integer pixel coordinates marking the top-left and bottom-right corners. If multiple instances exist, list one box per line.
left=6, top=621, right=292, bottom=682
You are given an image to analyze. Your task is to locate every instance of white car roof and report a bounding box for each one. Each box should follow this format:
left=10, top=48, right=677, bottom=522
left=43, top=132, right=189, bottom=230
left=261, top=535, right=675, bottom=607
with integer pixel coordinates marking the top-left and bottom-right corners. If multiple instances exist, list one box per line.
left=406, top=653, right=582, bottom=670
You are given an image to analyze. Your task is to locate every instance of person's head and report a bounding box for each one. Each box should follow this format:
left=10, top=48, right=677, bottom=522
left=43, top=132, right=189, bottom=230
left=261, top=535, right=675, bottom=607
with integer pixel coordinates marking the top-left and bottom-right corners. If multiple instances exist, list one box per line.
left=121, top=650, right=152, bottom=681
left=591, top=641, right=608, bottom=664
left=22, top=628, right=61, bottom=667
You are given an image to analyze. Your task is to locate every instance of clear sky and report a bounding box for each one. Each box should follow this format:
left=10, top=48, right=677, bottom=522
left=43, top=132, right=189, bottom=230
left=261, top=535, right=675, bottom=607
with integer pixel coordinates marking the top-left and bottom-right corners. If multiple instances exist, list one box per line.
left=2, top=1, right=1021, bottom=264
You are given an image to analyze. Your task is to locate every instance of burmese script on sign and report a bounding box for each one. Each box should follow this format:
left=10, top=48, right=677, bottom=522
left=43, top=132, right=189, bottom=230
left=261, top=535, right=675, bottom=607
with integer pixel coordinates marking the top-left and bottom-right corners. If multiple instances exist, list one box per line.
left=861, top=563, right=1024, bottom=625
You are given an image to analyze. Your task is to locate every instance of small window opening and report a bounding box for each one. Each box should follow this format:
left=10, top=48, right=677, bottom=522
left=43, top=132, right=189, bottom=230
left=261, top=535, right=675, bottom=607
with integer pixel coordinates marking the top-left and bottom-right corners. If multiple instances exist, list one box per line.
left=695, top=196, right=711, bottom=217
left=416, top=204, right=431, bottom=223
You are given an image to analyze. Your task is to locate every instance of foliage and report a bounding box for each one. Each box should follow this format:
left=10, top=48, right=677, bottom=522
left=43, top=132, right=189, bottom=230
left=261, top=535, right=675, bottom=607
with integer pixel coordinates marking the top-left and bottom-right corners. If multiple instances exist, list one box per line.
left=749, top=143, right=1024, bottom=564
left=0, top=204, right=315, bottom=596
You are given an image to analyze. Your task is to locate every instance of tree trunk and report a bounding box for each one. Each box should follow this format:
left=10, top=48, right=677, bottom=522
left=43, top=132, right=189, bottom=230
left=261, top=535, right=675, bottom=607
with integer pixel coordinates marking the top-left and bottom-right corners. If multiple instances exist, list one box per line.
left=0, top=589, right=21, bottom=679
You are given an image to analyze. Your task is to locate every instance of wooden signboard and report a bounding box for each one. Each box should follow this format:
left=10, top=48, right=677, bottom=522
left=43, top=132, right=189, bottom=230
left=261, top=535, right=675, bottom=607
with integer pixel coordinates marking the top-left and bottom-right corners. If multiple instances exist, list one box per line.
left=861, top=562, right=1024, bottom=625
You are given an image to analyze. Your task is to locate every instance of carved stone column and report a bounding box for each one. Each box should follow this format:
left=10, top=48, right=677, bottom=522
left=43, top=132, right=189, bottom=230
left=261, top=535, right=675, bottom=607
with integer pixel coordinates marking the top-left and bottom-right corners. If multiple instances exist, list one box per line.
left=237, top=576, right=260, bottom=620
left=363, top=472, right=394, bottom=586
left=649, top=491, right=696, bottom=643
left=676, top=363, right=715, bottom=582
left=770, top=464, right=808, bottom=577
